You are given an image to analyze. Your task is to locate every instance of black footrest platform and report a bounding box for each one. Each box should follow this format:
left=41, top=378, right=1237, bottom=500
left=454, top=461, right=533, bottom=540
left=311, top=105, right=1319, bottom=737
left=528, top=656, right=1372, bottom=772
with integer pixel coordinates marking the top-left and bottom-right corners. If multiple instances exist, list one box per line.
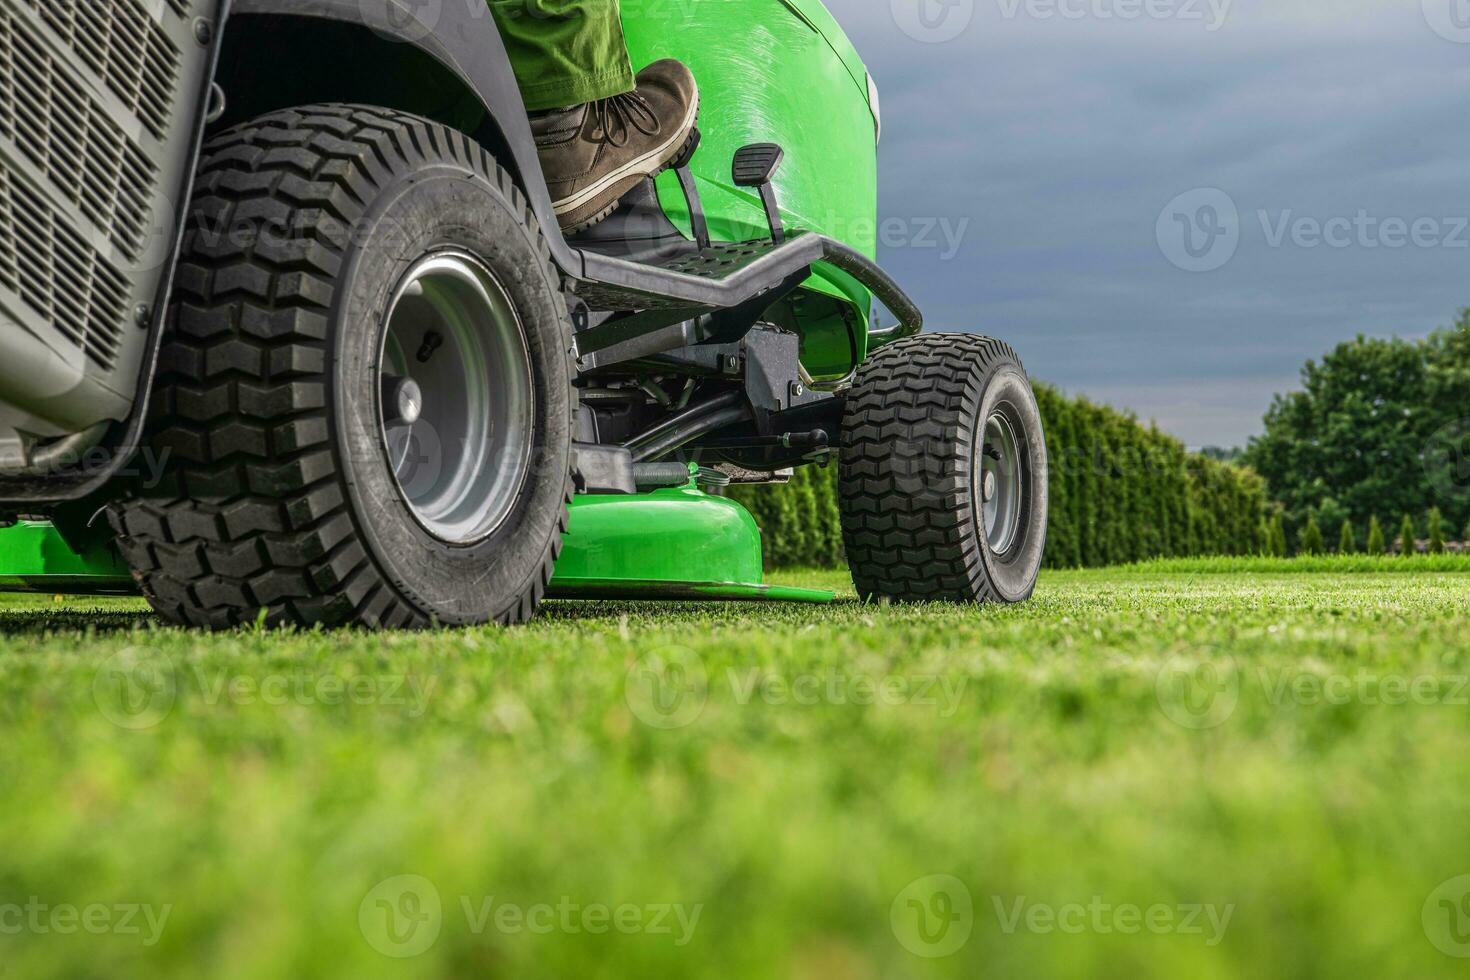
left=572, top=240, right=784, bottom=313
left=572, top=232, right=921, bottom=335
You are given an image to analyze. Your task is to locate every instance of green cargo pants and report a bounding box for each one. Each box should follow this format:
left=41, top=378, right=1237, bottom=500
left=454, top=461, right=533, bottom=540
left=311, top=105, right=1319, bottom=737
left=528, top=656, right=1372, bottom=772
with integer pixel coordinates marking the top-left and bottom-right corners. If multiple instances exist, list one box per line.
left=488, top=0, right=636, bottom=112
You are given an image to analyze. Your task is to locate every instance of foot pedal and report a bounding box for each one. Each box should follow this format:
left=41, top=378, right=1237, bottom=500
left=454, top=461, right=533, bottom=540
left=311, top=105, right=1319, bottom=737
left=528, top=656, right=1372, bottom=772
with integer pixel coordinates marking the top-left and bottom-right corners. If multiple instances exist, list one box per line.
left=671, top=128, right=711, bottom=251
left=732, top=143, right=786, bottom=245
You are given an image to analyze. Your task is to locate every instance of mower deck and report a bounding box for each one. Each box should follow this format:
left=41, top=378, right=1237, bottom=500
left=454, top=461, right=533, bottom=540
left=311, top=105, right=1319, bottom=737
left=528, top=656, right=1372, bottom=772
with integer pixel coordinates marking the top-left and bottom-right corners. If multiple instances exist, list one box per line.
left=0, top=487, right=834, bottom=608
left=0, top=520, right=135, bottom=596
left=546, top=485, right=833, bottom=604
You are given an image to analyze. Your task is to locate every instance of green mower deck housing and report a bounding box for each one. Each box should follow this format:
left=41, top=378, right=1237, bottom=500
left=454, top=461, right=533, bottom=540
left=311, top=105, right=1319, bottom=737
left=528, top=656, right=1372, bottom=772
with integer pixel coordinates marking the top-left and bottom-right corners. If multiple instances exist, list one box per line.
left=0, top=0, right=1049, bottom=627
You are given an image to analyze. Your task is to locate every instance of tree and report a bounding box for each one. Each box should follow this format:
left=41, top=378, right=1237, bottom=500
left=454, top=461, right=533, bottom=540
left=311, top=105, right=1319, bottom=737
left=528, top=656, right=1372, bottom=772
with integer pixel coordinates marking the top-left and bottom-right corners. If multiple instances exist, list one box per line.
left=1268, top=512, right=1288, bottom=557
left=1299, top=515, right=1324, bottom=555
left=1338, top=519, right=1357, bottom=554
left=1366, top=516, right=1386, bottom=556
left=1428, top=507, right=1446, bottom=555
left=1316, top=497, right=1349, bottom=544
left=1244, top=311, right=1470, bottom=541
left=1400, top=514, right=1418, bottom=556
left=1245, top=335, right=1430, bottom=535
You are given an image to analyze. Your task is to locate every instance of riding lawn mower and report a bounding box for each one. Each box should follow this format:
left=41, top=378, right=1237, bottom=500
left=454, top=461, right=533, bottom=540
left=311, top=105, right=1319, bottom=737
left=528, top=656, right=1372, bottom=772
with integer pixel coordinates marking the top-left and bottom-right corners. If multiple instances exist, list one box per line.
left=0, top=0, right=1048, bottom=627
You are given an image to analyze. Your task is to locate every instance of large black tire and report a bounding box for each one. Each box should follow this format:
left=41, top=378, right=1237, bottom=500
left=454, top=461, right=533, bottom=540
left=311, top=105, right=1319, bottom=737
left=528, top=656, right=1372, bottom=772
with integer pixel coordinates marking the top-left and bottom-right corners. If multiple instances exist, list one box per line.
left=839, top=334, right=1048, bottom=604
left=110, top=105, right=576, bottom=629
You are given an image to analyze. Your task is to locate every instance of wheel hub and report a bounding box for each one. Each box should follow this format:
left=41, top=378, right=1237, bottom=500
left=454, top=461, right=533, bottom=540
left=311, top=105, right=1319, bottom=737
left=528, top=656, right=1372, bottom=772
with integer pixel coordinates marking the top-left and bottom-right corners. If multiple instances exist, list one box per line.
left=378, top=252, right=535, bottom=545
left=978, top=409, right=1024, bottom=556
left=382, top=376, right=424, bottom=426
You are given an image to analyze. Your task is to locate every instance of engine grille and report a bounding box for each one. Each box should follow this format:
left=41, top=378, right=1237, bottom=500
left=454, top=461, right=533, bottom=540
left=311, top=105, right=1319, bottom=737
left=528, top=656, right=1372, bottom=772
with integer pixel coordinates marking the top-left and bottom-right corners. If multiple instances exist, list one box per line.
left=0, top=167, right=130, bottom=370
left=0, top=8, right=159, bottom=261
left=0, top=0, right=215, bottom=488
left=21, top=0, right=181, bottom=142
left=0, top=0, right=192, bottom=374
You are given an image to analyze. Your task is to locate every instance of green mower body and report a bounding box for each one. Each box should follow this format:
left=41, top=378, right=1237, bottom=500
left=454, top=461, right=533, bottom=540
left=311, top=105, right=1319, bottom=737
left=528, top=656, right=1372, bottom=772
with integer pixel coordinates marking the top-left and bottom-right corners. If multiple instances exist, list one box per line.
left=0, top=0, right=1049, bottom=625
left=625, top=1, right=881, bottom=378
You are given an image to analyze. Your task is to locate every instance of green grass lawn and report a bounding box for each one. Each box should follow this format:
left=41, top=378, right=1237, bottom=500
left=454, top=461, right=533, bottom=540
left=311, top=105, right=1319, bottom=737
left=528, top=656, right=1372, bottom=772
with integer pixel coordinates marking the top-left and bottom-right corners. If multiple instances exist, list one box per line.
left=4, top=560, right=1470, bottom=978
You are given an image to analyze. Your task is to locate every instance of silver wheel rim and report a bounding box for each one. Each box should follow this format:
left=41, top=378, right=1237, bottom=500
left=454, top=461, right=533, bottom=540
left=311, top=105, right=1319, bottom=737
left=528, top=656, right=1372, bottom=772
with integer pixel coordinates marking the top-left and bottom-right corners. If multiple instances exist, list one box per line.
left=378, top=251, right=534, bottom=545
left=978, top=408, right=1024, bottom=556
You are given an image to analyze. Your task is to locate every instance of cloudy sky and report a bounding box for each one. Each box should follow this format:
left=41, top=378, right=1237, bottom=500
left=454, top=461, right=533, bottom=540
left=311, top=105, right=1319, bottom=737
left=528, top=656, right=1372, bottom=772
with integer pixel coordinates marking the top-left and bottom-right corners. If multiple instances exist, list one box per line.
left=827, top=0, right=1470, bottom=447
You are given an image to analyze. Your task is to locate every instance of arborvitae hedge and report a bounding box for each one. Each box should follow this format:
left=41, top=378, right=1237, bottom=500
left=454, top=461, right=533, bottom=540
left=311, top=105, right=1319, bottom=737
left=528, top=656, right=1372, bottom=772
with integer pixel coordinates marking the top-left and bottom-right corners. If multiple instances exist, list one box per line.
left=1268, top=513, right=1288, bottom=557
left=1428, top=507, right=1446, bottom=555
left=1298, top=515, right=1324, bottom=555
left=731, top=381, right=1268, bottom=569
left=1400, top=514, right=1418, bottom=556
left=1366, top=517, right=1386, bottom=556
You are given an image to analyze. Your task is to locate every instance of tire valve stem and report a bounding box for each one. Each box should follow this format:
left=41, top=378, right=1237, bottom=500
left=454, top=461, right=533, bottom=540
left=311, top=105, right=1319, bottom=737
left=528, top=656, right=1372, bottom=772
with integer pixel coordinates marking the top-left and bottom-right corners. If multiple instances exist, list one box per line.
left=416, top=331, right=444, bottom=364
left=983, top=444, right=1003, bottom=462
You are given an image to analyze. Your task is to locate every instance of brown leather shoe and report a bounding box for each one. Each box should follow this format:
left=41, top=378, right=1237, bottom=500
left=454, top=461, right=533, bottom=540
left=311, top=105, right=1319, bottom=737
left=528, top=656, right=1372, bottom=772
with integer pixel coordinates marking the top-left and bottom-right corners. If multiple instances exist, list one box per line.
left=532, top=59, right=700, bottom=235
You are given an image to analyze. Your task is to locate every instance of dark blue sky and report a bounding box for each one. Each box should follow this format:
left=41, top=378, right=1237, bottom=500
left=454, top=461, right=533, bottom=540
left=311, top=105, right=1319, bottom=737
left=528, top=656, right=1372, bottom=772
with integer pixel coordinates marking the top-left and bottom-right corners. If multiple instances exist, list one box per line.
left=831, top=0, right=1470, bottom=447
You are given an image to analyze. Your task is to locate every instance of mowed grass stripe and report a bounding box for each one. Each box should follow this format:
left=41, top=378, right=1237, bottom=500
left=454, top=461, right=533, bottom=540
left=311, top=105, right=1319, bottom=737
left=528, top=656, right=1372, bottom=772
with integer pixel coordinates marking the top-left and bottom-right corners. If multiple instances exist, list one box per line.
left=0, top=567, right=1467, bottom=978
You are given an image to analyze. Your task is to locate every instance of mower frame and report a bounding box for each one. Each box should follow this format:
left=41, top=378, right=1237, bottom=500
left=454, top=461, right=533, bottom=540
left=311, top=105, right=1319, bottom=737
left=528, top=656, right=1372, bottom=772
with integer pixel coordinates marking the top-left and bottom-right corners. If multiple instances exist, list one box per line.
left=0, top=0, right=1050, bottom=623
left=0, top=0, right=919, bottom=506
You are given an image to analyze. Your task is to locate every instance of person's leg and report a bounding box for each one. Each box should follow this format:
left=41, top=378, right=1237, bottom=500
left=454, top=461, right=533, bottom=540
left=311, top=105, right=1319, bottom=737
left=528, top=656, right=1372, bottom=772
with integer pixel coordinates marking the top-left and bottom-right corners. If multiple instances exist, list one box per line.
left=489, top=0, right=635, bottom=112
left=488, top=0, right=700, bottom=235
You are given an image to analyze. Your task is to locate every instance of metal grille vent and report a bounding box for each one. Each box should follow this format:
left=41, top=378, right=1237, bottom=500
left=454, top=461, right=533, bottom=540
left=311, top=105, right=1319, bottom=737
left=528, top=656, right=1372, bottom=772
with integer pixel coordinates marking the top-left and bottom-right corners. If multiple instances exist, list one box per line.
left=0, top=10, right=159, bottom=260
left=0, top=168, right=129, bottom=370
left=22, top=0, right=181, bottom=141
left=167, top=0, right=191, bottom=17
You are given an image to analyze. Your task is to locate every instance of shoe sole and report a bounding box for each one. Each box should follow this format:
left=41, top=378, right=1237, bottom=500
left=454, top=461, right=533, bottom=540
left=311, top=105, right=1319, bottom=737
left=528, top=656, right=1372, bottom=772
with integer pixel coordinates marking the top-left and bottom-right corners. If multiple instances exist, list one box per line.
left=556, top=94, right=701, bottom=236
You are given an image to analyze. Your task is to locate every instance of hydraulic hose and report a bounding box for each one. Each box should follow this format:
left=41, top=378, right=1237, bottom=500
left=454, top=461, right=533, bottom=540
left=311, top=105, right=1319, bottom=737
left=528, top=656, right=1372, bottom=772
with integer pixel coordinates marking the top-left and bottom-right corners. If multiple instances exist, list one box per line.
left=630, top=406, right=753, bottom=463
left=623, top=390, right=748, bottom=462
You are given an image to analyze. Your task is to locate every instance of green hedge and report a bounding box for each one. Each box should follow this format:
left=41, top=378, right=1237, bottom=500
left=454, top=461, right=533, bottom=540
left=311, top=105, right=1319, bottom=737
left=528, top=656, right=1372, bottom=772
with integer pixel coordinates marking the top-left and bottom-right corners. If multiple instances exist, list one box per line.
left=728, top=464, right=845, bottom=569
left=730, top=382, right=1268, bottom=569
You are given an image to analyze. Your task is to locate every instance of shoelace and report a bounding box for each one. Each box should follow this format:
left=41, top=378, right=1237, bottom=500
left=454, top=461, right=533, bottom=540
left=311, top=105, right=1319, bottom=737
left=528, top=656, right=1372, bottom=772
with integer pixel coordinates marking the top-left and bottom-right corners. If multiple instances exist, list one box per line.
left=590, top=91, right=662, bottom=148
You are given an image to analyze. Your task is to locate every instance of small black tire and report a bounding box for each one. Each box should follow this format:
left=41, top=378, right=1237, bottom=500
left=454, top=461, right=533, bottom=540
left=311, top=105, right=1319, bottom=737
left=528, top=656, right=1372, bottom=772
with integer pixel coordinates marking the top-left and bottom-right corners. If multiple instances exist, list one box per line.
left=839, top=333, right=1048, bottom=604
left=109, top=104, right=576, bottom=629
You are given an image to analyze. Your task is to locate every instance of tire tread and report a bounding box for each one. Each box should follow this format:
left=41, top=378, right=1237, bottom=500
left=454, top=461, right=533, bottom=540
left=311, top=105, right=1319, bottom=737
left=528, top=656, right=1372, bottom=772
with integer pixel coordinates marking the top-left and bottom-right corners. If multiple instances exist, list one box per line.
left=111, top=104, right=570, bottom=629
left=839, top=333, right=1024, bottom=604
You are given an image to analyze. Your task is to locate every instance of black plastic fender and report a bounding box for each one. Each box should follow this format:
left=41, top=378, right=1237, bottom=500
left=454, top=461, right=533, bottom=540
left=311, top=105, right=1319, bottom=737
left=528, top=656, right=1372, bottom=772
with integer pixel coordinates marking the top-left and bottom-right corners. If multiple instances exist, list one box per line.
left=231, top=0, right=585, bottom=277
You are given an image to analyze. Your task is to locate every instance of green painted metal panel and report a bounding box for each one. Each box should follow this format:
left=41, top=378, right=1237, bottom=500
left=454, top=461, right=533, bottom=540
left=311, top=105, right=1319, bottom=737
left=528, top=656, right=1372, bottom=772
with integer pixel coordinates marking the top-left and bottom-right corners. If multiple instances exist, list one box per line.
left=621, top=0, right=876, bottom=379
left=549, top=484, right=833, bottom=603
left=553, top=485, right=764, bottom=585
left=0, top=521, right=134, bottom=594
left=0, top=491, right=836, bottom=605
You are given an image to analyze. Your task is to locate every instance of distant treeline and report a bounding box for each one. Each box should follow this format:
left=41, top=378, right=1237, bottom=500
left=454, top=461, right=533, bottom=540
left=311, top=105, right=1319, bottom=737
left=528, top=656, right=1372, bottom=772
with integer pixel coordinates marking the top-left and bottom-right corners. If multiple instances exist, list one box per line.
left=1245, top=309, right=1470, bottom=552
left=730, top=382, right=1267, bottom=569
